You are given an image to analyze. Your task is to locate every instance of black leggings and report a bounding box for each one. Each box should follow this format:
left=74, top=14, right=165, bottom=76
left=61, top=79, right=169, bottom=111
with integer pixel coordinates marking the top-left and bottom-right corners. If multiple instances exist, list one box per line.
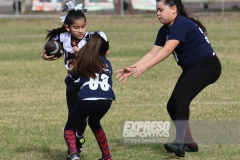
left=66, top=83, right=80, bottom=117
left=167, top=56, right=221, bottom=120
left=66, top=83, right=88, bottom=131
left=65, top=100, right=112, bottom=132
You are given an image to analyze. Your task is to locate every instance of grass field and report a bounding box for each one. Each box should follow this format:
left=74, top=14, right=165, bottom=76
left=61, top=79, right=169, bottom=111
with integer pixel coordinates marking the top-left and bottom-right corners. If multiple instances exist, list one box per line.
left=0, top=12, right=240, bottom=160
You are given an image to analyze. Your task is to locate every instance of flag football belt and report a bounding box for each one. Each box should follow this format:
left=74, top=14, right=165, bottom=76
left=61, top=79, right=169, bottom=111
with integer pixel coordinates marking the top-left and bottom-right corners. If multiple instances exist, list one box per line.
left=81, top=81, right=111, bottom=89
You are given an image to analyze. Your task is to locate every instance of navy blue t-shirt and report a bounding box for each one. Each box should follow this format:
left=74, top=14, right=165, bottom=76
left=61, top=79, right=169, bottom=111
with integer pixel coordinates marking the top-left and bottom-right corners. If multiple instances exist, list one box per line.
left=65, top=56, right=115, bottom=100
left=78, top=56, right=115, bottom=100
left=65, top=56, right=116, bottom=100
left=155, top=15, right=215, bottom=71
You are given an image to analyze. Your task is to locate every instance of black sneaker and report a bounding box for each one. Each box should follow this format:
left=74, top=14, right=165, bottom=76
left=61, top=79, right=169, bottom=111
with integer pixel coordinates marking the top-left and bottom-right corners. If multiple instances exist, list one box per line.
left=66, top=152, right=80, bottom=160
left=164, top=140, right=185, bottom=157
left=185, top=143, right=198, bottom=152
left=76, top=136, right=85, bottom=154
left=167, top=142, right=198, bottom=153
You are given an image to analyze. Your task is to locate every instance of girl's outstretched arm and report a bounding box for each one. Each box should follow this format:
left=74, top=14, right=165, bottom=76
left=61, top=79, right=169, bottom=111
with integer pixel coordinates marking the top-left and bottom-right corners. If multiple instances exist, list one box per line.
left=131, top=45, right=163, bottom=67
left=132, top=40, right=179, bottom=78
left=114, top=45, right=162, bottom=83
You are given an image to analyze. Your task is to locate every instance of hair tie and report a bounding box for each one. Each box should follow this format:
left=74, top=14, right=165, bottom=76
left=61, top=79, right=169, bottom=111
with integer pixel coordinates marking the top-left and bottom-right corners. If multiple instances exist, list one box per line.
left=89, top=31, right=108, bottom=42
left=60, top=1, right=87, bottom=22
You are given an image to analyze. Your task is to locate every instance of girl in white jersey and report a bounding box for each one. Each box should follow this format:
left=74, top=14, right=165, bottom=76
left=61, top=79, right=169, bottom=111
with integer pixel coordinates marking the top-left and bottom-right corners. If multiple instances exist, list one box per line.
left=115, top=0, right=221, bottom=158
left=41, top=1, right=88, bottom=154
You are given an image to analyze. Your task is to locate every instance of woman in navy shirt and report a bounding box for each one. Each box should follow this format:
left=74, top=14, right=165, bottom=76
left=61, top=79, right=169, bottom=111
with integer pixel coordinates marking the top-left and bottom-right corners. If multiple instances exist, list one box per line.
left=115, top=0, right=221, bottom=157
left=64, top=31, right=115, bottom=160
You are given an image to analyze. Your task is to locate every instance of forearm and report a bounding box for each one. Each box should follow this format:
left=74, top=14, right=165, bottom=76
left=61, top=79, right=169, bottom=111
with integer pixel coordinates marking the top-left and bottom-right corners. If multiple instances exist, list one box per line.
left=65, top=71, right=79, bottom=85
left=131, top=45, right=163, bottom=67
left=143, top=48, right=171, bottom=70
left=131, top=52, right=153, bottom=67
left=142, top=40, right=179, bottom=70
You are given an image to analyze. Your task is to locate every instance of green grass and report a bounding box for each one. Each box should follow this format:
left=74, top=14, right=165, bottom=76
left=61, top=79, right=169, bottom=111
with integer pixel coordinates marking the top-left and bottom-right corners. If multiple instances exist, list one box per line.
left=0, top=12, right=240, bottom=160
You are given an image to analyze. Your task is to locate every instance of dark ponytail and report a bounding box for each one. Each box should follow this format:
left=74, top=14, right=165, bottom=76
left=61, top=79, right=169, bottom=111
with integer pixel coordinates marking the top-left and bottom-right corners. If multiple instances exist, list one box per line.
left=156, top=0, right=207, bottom=35
left=46, top=26, right=66, bottom=40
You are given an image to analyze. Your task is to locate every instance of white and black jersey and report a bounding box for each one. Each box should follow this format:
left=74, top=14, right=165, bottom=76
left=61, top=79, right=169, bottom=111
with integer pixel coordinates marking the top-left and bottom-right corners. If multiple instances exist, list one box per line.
left=52, top=32, right=90, bottom=72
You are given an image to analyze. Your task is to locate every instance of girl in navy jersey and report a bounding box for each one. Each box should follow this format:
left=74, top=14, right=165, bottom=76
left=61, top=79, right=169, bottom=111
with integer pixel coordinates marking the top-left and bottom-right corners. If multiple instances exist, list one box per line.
left=115, top=0, right=221, bottom=157
left=41, top=1, right=88, bottom=154
left=64, top=31, right=115, bottom=160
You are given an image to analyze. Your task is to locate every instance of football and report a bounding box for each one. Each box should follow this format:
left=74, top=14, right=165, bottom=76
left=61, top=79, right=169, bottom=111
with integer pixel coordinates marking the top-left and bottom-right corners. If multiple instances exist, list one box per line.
left=44, top=40, right=64, bottom=58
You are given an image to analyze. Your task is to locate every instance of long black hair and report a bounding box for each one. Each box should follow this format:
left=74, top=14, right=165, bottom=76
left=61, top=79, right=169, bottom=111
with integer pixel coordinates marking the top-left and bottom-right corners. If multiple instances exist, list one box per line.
left=156, top=0, right=207, bottom=35
left=45, top=10, right=86, bottom=40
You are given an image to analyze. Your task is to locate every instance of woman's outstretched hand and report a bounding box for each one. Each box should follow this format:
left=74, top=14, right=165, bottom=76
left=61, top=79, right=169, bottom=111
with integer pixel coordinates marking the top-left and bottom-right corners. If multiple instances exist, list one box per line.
left=114, top=67, right=134, bottom=83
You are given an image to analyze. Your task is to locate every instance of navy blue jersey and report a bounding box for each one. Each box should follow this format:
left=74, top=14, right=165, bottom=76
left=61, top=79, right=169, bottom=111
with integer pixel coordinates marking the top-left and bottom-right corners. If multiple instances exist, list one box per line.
left=65, top=56, right=115, bottom=101
left=155, top=15, right=215, bottom=71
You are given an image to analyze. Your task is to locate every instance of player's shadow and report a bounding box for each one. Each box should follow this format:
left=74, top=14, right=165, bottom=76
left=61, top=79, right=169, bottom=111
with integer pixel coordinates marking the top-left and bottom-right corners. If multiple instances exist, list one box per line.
left=111, top=138, right=180, bottom=159
left=13, top=145, right=87, bottom=160
left=148, top=144, right=183, bottom=159
left=14, top=140, right=181, bottom=159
